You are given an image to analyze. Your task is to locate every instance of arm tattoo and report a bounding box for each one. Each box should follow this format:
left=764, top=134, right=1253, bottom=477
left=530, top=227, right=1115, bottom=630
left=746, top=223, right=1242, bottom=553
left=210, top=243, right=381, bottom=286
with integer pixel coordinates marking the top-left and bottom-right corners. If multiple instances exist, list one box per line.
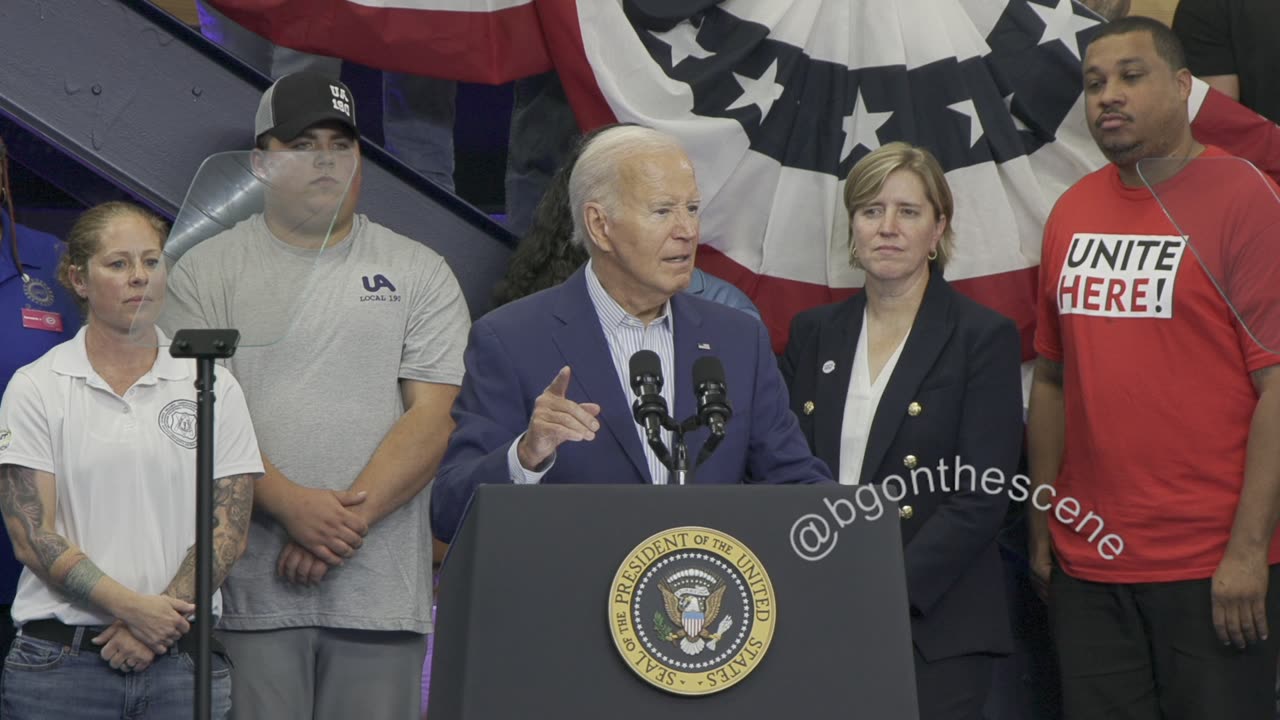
left=0, top=465, right=65, bottom=568
left=212, top=474, right=254, bottom=580
left=163, top=545, right=198, bottom=604
left=62, top=558, right=106, bottom=605
left=163, top=474, right=255, bottom=603
left=0, top=465, right=105, bottom=604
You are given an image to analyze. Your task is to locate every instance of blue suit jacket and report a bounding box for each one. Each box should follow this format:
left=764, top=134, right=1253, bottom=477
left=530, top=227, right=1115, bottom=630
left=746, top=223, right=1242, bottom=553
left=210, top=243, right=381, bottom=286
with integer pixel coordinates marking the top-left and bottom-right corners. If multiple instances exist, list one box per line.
left=780, top=273, right=1021, bottom=661
left=431, top=267, right=832, bottom=542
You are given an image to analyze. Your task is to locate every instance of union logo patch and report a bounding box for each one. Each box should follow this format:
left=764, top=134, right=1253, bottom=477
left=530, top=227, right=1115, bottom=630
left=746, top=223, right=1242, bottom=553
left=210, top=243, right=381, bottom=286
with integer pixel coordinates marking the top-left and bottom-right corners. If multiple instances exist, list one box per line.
left=22, top=277, right=54, bottom=307
left=609, top=527, right=775, bottom=696
left=157, top=399, right=198, bottom=450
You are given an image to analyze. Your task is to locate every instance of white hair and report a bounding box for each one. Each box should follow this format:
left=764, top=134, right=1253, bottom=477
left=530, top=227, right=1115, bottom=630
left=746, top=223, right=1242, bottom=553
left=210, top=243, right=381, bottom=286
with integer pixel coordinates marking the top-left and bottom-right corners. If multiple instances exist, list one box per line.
left=567, top=125, right=688, bottom=249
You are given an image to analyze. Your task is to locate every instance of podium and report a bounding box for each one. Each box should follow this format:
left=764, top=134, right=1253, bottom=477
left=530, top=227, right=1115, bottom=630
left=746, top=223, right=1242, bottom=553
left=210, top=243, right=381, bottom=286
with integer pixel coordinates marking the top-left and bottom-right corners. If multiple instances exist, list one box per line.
left=427, top=484, right=919, bottom=719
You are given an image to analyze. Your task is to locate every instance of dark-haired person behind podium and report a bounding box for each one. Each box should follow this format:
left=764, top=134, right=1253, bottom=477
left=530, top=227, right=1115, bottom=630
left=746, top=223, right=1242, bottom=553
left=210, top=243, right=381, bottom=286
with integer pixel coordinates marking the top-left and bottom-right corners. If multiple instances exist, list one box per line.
left=780, top=143, right=1022, bottom=720
left=431, top=126, right=831, bottom=542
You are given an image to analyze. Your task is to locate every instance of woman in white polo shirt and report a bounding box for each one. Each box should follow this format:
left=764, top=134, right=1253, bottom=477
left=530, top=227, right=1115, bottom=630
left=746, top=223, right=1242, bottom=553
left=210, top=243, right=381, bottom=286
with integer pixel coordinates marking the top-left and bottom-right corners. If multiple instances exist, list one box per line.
left=0, top=202, right=263, bottom=719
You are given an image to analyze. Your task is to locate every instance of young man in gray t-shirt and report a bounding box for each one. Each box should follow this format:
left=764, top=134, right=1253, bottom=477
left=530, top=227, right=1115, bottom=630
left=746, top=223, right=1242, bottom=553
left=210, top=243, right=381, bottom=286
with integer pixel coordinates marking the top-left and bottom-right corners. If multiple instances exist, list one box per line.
left=162, top=71, right=469, bottom=719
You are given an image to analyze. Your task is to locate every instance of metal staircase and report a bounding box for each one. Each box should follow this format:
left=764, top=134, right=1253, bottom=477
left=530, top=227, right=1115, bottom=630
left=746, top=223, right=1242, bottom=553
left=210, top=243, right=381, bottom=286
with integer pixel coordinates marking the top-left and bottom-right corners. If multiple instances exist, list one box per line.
left=0, top=0, right=515, bottom=317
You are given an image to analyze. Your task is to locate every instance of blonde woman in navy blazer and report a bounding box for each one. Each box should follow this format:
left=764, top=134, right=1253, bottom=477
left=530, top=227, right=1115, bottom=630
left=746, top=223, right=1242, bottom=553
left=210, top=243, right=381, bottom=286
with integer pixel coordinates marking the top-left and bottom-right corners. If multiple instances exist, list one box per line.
left=780, top=143, right=1023, bottom=720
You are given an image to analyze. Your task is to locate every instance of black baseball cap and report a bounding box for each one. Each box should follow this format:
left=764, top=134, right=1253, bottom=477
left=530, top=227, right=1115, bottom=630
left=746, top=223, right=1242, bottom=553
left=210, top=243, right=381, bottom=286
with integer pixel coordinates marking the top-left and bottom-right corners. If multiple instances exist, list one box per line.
left=255, top=71, right=358, bottom=143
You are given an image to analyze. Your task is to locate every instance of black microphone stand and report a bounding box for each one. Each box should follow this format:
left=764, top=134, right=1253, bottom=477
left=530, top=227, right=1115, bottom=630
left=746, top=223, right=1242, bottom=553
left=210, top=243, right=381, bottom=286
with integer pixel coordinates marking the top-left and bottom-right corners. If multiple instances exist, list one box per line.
left=646, top=414, right=706, bottom=485
left=169, top=328, right=239, bottom=720
left=643, top=423, right=673, bottom=472
left=693, top=428, right=725, bottom=468
left=671, top=435, right=690, bottom=486
left=632, top=363, right=731, bottom=485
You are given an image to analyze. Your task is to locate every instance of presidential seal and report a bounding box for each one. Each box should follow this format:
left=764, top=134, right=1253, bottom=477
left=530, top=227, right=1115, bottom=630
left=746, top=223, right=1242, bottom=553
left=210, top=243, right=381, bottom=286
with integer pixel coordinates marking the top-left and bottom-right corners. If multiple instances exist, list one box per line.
left=157, top=399, right=198, bottom=449
left=609, top=527, right=775, bottom=696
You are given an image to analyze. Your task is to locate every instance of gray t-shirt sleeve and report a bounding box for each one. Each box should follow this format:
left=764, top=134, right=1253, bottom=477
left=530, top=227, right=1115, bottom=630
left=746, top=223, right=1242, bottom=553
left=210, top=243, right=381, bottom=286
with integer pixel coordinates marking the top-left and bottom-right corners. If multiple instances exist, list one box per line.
left=400, top=254, right=469, bottom=386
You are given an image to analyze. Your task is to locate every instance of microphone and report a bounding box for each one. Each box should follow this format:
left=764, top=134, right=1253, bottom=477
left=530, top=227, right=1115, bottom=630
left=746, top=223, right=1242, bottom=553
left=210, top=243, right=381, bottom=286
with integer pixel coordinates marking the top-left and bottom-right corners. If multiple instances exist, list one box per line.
left=693, top=356, right=732, bottom=436
left=629, top=350, right=668, bottom=441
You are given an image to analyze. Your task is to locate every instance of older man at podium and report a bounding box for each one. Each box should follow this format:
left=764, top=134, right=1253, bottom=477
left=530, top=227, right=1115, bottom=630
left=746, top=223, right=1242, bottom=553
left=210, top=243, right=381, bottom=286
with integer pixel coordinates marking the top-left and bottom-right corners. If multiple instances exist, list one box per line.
left=430, top=124, right=829, bottom=538
left=432, top=125, right=831, bottom=543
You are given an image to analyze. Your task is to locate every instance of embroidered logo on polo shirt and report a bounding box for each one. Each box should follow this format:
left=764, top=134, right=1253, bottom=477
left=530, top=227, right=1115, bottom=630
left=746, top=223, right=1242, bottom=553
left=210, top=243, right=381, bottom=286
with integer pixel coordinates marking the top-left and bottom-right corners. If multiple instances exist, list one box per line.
left=23, top=277, right=54, bottom=307
left=0, top=429, right=11, bottom=452
left=158, top=400, right=198, bottom=449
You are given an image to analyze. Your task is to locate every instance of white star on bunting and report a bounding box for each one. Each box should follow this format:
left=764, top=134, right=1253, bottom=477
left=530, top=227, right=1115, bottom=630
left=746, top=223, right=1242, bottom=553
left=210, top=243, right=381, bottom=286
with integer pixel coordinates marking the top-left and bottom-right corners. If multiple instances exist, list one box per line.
left=651, top=21, right=714, bottom=66
left=841, top=89, right=893, bottom=160
left=726, top=59, right=785, bottom=120
left=947, top=98, right=985, bottom=147
left=1031, top=0, right=1095, bottom=60
left=1003, top=93, right=1031, bottom=132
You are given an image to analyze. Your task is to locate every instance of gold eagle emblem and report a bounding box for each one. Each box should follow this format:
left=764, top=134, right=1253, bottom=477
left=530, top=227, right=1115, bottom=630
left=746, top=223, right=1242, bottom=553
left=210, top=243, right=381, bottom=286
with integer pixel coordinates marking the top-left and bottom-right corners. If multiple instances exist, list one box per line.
left=658, top=576, right=733, bottom=655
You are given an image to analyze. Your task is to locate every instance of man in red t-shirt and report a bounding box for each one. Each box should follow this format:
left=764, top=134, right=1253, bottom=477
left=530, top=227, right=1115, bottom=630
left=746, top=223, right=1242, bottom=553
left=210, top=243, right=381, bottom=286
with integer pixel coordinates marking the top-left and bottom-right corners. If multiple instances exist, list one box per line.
left=1028, top=16, right=1280, bottom=719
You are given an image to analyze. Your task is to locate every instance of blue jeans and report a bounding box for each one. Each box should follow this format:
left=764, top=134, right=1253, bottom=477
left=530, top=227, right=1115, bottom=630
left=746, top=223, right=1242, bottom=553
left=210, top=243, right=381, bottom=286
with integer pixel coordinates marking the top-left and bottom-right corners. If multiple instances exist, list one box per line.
left=0, top=632, right=232, bottom=719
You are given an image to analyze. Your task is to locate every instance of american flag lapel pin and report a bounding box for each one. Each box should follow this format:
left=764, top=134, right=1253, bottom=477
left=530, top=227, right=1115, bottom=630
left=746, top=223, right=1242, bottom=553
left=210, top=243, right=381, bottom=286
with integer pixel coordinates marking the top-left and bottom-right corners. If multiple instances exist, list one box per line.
left=698, top=342, right=711, bottom=350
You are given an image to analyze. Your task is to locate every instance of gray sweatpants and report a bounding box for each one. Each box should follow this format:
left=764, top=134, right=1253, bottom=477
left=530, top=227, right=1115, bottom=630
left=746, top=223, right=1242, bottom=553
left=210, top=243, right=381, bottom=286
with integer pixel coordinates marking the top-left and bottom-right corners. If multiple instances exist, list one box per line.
left=219, top=627, right=427, bottom=720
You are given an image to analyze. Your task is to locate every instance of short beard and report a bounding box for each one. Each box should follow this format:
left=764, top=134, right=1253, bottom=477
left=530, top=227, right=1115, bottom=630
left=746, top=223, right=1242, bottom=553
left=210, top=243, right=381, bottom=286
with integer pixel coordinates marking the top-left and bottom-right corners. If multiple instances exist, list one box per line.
left=1098, top=139, right=1144, bottom=166
left=1091, top=106, right=1188, bottom=170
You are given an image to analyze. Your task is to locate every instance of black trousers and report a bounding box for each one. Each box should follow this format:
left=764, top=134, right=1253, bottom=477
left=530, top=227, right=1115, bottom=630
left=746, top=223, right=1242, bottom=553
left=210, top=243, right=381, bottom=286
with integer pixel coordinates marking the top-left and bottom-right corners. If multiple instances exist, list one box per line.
left=1050, top=563, right=1280, bottom=720
left=913, top=646, right=994, bottom=720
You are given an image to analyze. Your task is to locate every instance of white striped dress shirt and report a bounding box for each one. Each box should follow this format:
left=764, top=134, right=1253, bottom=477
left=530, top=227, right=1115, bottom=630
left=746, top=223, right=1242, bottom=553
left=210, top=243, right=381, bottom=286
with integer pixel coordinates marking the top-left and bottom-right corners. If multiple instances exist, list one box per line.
left=506, top=262, right=677, bottom=485
left=584, top=262, right=676, bottom=484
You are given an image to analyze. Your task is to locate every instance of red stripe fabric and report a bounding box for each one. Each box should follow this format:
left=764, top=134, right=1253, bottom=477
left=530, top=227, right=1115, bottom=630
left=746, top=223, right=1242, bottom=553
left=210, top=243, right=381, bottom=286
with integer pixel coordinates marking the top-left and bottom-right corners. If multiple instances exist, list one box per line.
left=531, top=0, right=617, bottom=131
left=209, top=1, right=552, bottom=83
left=1191, top=88, right=1280, bottom=184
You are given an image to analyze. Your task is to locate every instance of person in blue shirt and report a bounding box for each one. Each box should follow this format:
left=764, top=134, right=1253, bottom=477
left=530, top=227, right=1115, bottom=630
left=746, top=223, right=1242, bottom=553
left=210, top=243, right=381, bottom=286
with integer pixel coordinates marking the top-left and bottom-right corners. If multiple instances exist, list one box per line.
left=684, top=265, right=760, bottom=321
left=0, top=138, right=83, bottom=649
left=492, top=124, right=761, bottom=322
left=0, top=219, right=81, bottom=386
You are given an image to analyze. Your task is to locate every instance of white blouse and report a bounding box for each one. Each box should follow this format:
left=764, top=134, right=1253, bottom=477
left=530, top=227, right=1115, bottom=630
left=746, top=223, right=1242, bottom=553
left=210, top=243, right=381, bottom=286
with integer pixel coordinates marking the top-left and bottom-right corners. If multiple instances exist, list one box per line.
left=838, top=310, right=908, bottom=485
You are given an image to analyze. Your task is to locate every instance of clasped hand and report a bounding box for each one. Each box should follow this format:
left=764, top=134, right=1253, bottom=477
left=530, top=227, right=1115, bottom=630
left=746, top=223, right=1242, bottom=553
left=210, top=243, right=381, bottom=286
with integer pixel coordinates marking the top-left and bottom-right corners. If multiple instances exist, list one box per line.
left=94, top=593, right=194, bottom=671
left=276, top=486, right=368, bottom=585
left=93, top=621, right=155, bottom=673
